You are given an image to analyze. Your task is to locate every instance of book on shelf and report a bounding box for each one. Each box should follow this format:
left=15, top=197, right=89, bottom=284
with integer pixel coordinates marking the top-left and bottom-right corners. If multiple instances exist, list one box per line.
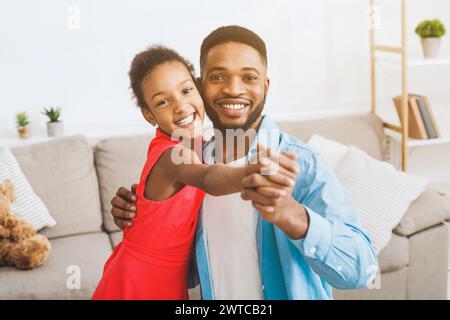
left=392, top=95, right=427, bottom=139
left=392, top=94, right=440, bottom=140
left=416, top=96, right=437, bottom=138
left=417, top=94, right=441, bottom=138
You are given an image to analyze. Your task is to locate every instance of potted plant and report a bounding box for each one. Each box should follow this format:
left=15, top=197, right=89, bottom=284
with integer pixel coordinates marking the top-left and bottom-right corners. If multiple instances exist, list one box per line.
left=42, top=107, right=64, bottom=137
left=16, top=112, right=31, bottom=139
left=415, top=19, right=446, bottom=58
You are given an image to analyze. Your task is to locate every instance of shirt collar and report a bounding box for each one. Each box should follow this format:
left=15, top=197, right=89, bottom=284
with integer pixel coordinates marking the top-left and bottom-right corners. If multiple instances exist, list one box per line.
left=246, top=115, right=281, bottom=162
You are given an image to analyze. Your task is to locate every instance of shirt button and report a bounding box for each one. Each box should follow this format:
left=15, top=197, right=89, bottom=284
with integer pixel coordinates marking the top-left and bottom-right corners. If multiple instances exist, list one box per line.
left=337, top=265, right=343, bottom=272
left=309, top=246, right=317, bottom=255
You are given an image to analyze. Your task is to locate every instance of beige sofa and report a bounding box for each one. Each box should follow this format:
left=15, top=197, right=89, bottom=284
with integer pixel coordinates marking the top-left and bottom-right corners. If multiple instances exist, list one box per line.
left=1, top=113, right=449, bottom=299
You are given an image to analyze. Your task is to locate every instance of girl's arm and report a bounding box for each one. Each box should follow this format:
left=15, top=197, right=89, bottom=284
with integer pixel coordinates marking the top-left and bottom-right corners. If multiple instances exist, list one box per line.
left=161, top=145, right=251, bottom=196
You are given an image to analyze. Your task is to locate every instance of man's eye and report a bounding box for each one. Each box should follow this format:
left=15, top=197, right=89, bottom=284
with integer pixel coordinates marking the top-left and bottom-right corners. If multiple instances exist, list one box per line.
left=244, top=75, right=257, bottom=81
left=210, top=74, right=224, bottom=81
left=182, top=87, right=193, bottom=95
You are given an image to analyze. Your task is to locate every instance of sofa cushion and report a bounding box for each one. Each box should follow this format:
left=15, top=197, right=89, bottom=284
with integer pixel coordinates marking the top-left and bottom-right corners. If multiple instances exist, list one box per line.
left=95, top=134, right=151, bottom=232
left=394, top=188, right=450, bottom=237
left=0, top=147, right=56, bottom=230
left=12, top=135, right=103, bottom=239
left=334, top=146, right=428, bottom=253
left=378, top=233, right=409, bottom=272
left=0, top=232, right=112, bottom=299
left=276, top=113, right=386, bottom=161
left=109, top=231, right=123, bottom=247
left=334, top=266, right=408, bottom=300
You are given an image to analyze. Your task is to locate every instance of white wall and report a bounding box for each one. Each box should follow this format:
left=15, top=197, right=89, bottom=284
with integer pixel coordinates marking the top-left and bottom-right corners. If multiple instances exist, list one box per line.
left=1, top=0, right=449, bottom=136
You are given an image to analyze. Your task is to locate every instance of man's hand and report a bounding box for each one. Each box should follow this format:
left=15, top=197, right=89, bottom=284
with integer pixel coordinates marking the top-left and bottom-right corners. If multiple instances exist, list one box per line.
left=241, top=146, right=309, bottom=239
left=111, top=183, right=138, bottom=230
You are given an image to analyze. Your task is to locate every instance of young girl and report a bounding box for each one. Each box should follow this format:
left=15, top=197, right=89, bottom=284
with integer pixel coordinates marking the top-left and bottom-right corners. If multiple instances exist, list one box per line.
left=91, top=45, right=291, bottom=300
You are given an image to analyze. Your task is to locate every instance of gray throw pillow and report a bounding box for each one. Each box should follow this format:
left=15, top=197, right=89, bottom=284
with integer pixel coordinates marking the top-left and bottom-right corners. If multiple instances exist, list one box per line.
left=394, top=188, right=450, bottom=237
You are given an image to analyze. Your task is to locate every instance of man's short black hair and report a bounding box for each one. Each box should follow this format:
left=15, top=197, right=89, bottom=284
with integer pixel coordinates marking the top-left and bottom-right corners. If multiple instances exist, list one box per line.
left=200, top=25, right=267, bottom=72
left=129, top=45, right=195, bottom=110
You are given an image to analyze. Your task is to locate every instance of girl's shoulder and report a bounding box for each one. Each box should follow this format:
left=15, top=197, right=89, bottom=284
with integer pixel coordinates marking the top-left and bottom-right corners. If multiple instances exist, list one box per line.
left=147, top=129, right=180, bottom=157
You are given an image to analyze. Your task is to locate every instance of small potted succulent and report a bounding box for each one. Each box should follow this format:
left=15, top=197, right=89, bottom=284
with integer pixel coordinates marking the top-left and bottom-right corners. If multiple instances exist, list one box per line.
left=42, top=107, right=64, bottom=137
left=415, top=19, right=446, bottom=58
left=16, top=112, right=31, bottom=139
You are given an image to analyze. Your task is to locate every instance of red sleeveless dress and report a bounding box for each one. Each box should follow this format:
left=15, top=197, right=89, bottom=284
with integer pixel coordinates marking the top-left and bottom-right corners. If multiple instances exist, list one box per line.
left=92, top=128, right=205, bottom=300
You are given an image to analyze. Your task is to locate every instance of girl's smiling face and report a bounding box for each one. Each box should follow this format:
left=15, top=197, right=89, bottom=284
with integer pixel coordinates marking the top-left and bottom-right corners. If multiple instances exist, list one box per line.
left=141, top=61, right=205, bottom=139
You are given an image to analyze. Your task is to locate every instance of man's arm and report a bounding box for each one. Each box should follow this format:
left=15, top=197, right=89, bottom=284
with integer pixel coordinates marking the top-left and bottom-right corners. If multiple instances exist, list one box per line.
left=242, top=148, right=379, bottom=290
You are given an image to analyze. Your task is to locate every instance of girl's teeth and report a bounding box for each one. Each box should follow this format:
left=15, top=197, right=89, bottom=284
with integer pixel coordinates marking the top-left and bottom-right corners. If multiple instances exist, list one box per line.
left=177, top=114, right=194, bottom=126
left=222, top=104, right=246, bottom=110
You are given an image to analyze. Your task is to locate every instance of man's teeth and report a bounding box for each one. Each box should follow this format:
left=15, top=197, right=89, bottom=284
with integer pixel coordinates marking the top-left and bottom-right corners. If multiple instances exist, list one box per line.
left=221, top=104, right=246, bottom=110
left=177, top=114, right=194, bottom=126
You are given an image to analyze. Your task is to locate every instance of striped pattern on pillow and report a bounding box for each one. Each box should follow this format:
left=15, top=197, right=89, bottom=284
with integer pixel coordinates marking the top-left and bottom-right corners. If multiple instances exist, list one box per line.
left=0, top=147, right=56, bottom=230
left=335, top=146, right=428, bottom=254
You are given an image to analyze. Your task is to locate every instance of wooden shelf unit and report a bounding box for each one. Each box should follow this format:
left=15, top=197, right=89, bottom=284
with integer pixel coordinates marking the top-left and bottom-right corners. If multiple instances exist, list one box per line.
left=370, top=0, right=450, bottom=172
left=370, top=0, right=409, bottom=171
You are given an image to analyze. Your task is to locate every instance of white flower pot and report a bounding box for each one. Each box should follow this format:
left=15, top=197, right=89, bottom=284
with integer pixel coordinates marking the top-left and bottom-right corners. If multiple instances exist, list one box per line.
left=421, top=37, right=441, bottom=58
left=47, top=121, right=64, bottom=137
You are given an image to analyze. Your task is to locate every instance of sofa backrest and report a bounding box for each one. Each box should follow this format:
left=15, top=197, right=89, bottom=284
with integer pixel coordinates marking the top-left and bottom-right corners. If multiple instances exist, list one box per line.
left=12, top=135, right=103, bottom=239
left=8, top=113, right=386, bottom=238
left=276, top=113, right=387, bottom=161
left=94, top=134, right=152, bottom=233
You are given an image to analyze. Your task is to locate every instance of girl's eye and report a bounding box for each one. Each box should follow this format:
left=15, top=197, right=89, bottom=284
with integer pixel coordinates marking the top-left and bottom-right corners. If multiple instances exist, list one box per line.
left=210, top=74, right=224, bottom=81
left=244, top=75, right=257, bottom=81
left=182, top=87, right=193, bottom=95
left=156, top=99, right=169, bottom=107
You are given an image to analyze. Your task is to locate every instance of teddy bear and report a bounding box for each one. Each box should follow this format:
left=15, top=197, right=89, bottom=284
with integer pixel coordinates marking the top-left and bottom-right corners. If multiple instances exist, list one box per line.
left=0, top=179, right=51, bottom=270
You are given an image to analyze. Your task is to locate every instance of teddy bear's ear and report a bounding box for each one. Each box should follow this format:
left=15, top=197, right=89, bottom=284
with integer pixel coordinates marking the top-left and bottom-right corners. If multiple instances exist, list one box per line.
left=0, top=180, right=15, bottom=203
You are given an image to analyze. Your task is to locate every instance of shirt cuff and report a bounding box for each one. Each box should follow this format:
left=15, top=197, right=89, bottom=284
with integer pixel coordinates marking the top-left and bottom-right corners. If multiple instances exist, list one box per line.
left=290, top=205, right=333, bottom=261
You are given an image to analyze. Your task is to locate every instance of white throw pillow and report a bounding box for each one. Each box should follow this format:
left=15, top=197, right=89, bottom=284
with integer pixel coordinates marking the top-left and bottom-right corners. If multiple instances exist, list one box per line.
left=334, top=146, right=428, bottom=253
left=0, top=147, right=56, bottom=230
left=307, top=135, right=349, bottom=169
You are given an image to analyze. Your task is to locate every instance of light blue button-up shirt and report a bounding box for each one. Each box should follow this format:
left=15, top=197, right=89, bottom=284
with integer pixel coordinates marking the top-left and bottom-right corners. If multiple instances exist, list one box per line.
left=191, top=115, right=379, bottom=300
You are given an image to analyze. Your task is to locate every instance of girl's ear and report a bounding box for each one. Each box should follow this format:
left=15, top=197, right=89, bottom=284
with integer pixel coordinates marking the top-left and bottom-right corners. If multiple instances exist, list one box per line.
left=140, top=107, right=157, bottom=127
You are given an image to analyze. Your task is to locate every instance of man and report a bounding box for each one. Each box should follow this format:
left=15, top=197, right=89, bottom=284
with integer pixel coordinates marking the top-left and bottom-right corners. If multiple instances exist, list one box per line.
left=110, top=25, right=378, bottom=299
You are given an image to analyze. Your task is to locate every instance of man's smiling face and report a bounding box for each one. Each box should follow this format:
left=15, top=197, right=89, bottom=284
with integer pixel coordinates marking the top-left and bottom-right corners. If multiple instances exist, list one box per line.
left=201, top=41, right=269, bottom=132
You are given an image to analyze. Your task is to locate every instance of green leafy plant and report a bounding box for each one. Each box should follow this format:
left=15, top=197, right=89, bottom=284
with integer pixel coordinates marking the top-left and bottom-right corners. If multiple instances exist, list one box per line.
left=42, top=107, right=62, bottom=123
left=16, top=112, right=30, bottom=128
left=415, top=19, right=446, bottom=38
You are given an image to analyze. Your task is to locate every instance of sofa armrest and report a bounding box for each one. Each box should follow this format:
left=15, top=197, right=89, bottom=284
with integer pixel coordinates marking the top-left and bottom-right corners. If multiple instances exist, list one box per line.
left=407, top=222, right=448, bottom=299
left=394, top=187, right=450, bottom=237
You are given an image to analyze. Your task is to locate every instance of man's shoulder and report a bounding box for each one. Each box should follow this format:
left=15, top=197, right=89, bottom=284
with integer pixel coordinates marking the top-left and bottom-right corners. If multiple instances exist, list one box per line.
left=278, top=131, right=319, bottom=160
left=277, top=130, right=336, bottom=181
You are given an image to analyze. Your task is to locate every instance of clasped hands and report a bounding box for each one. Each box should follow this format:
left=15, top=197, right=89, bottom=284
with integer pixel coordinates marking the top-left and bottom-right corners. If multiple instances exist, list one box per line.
left=241, top=144, right=309, bottom=239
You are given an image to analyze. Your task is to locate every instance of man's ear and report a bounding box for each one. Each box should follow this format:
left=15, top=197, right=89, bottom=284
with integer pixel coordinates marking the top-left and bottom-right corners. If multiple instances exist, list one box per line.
left=140, top=107, right=157, bottom=127
left=264, top=77, right=270, bottom=95
left=195, top=77, right=202, bottom=94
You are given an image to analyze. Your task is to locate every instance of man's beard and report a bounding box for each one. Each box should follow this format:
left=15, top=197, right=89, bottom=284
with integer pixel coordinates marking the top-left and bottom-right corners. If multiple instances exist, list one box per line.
left=204, top=95, right=266, bottom=134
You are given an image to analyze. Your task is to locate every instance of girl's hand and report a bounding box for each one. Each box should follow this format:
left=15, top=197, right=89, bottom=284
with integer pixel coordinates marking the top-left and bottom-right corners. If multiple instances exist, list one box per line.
left=242, top=144, right=299, bottom=212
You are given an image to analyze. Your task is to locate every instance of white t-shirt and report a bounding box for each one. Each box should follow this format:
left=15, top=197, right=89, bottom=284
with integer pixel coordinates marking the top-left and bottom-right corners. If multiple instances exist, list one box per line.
left=203, top=157, right=263, bottom=300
